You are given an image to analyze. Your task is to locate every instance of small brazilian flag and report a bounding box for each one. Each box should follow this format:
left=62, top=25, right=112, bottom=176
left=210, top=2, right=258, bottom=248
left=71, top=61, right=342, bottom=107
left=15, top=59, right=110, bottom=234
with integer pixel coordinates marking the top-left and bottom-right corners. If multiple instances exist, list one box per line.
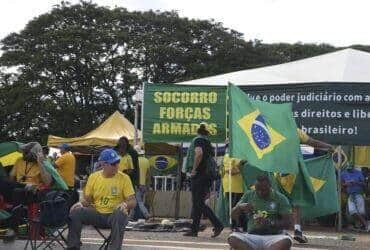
left=228, top=84, right=301, bottom=174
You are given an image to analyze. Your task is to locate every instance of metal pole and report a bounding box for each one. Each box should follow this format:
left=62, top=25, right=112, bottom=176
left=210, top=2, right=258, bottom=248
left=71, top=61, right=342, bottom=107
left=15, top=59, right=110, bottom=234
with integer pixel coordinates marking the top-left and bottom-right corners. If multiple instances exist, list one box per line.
left=213, top=143, right=218, bottom=211
left=134, top=102, right=139, bottom=147
left=337, top=146, right=342, bottom=231
left=228, top=157, right=232, bottom=226
left=174, top=143, right=183, bottom=219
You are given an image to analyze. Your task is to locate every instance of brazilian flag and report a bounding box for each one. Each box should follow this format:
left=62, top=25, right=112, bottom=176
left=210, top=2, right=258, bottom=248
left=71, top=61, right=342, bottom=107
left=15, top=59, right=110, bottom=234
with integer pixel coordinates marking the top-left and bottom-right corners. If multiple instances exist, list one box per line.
left=228, top=84, right=315, bottom=207
left=301, top=154, right=339, bottom=219
left=148, top=155, right=178, bottom=176
left=229, top=83, right=301, bottom=174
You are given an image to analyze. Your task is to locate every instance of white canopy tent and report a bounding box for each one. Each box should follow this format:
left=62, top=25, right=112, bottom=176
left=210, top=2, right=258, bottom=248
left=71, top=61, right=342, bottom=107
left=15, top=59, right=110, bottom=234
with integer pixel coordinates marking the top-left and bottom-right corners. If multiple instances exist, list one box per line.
left=177, top=48, right=370, bottom=85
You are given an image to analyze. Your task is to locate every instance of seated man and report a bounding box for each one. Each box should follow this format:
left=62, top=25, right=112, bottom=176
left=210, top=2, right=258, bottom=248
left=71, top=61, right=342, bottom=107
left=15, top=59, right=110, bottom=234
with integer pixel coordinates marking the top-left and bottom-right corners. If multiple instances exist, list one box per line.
left=341, top=163, right=369, bottom=231
left=228, top=175, right=292, bottom=250
left=0, top=142, right=52, bottom=204
left=67, top=149, right=136, bottom=250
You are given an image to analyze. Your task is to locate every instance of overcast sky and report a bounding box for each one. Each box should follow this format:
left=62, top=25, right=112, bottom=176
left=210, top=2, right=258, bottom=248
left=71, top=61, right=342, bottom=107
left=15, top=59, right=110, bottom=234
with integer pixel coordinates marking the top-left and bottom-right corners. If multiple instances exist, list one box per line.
left=1, top=0, right=369, bottom=46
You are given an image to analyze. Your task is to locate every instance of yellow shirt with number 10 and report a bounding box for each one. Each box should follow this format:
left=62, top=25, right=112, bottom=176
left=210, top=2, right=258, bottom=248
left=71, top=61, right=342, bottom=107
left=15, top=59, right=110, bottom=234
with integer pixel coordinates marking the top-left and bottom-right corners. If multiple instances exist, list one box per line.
left=84, top=170, right=135, bottom=214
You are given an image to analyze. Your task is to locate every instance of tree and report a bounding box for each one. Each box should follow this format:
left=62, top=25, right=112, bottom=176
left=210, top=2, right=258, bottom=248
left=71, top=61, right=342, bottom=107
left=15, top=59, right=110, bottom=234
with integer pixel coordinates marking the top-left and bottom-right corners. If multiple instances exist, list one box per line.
left=0, top=1, right=257, bottom=143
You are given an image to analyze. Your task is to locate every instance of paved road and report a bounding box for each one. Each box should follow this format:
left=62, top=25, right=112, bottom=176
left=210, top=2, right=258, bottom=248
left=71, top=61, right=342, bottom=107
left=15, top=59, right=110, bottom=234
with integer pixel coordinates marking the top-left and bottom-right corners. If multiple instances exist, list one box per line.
left=2, top=228, right=370, bottom=249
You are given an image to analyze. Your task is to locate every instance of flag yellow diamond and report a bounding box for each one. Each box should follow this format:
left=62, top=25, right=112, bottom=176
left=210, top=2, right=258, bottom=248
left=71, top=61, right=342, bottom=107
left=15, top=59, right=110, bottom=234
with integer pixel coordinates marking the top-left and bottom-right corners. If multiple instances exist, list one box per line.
left=237, top=110, right=286, bottom=159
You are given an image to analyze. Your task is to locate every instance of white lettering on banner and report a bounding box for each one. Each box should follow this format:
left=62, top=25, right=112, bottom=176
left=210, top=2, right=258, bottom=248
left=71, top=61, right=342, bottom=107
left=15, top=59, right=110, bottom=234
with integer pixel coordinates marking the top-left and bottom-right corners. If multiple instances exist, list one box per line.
left=301, top=125, right=358, bottom=136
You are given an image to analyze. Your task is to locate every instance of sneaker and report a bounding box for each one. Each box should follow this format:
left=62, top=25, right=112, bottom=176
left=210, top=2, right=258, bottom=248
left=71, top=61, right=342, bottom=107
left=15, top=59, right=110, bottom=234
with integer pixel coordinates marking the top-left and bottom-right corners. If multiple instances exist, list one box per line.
left=211, top=226, right=224, bottom=238
left=183, top=231, right=198, bottom=237
left=293, top=229, right=308, bottom=244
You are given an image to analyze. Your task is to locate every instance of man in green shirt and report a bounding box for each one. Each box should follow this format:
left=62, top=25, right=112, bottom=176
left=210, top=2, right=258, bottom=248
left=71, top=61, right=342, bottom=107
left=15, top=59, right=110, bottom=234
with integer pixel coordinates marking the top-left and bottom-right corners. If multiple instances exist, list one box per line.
left=228, top=175, right=292, bottom=250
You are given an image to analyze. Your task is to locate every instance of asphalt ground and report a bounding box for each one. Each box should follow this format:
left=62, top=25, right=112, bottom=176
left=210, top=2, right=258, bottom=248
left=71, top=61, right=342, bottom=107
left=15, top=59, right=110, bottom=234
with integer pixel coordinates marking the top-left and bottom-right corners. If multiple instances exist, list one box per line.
left=1, top=227, right=370, bottom=250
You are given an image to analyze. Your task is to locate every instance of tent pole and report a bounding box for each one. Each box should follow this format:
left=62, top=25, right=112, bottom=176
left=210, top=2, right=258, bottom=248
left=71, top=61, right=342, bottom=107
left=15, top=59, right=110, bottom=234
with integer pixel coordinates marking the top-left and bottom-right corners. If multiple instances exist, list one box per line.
left=174, top=143, right=183, bottom=220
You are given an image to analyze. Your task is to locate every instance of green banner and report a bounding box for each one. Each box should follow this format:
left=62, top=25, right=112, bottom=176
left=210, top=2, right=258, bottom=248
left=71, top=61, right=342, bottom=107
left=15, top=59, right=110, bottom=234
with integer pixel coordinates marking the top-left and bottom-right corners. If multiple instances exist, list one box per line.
left=143, top=84, right=227, bottom=142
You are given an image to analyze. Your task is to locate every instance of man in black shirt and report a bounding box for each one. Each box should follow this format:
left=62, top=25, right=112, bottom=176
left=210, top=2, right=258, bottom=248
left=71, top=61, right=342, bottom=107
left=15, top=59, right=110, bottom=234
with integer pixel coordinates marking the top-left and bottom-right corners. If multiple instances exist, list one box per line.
left=184, top=123, right=223, bottom=237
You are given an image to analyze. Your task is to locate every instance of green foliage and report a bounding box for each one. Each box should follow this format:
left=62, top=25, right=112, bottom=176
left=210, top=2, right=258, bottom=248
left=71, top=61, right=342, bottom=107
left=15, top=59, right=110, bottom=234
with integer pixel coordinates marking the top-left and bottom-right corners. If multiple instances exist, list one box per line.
left=0, top=1, right=369, bottom=143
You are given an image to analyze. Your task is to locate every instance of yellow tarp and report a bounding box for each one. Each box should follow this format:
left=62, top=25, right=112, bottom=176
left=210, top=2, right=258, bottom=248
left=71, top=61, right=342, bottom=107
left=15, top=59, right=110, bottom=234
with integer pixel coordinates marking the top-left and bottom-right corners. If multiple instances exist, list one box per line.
left=354, top=146, right=370, bottom=167
left=47, top=111, right=141, bottom=147
left=0, top=151, right=22, bottom=167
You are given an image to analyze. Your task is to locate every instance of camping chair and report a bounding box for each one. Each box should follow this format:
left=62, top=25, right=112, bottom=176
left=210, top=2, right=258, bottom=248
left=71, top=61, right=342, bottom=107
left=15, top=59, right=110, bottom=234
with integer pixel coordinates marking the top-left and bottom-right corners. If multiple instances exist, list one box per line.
left=94, top=226, right=112, bottom=250
left=23, top=199, right=68, bottom=250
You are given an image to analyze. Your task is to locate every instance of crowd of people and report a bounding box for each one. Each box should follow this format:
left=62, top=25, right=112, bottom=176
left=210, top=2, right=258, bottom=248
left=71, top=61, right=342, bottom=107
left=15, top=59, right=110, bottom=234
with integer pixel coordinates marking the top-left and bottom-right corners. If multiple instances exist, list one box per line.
left=0, top=123, right=369, bottom=250
left=184, top=123, right=369, bottom=250
left=0, top=136, right=152, bottom=250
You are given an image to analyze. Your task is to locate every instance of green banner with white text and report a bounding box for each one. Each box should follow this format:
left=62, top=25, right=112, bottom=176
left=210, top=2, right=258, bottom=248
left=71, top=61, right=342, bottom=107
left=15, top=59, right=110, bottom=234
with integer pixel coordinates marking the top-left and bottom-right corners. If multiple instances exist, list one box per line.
left=143, top=84, right=227, bottom=143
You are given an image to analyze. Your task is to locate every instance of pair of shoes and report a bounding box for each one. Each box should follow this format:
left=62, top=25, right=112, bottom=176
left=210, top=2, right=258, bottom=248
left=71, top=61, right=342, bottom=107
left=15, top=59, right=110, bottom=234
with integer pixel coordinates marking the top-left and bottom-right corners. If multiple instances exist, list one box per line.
left=293, top=229, right=308, bottom=243
left=211, top=226, right=224, bottom=238
left=183, top=231, right=198, bottom=237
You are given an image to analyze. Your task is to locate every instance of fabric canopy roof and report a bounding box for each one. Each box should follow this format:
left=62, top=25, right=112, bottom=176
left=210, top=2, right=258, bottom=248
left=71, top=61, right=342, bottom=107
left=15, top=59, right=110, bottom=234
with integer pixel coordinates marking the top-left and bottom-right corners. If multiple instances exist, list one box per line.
left=47, top=111, right=141, bottom=147
left=177, top=48, right=370, bottom=86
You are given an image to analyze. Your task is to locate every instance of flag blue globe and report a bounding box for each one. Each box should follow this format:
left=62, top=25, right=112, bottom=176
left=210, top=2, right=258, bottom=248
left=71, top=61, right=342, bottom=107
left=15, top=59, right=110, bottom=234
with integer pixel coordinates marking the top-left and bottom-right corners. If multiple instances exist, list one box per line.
left=251, top=115, right=271, bottom=149
left=155, top=156, right=169, bottom=170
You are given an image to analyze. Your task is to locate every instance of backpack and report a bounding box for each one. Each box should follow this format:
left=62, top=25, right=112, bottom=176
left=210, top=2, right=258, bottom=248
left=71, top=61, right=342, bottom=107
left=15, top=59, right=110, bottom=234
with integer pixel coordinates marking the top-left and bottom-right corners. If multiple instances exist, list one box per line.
left=39, top=191, right=70, bottom=227
left=202, top=139, right=220, bottom=181
left=205, top=156, right=220, bottom=181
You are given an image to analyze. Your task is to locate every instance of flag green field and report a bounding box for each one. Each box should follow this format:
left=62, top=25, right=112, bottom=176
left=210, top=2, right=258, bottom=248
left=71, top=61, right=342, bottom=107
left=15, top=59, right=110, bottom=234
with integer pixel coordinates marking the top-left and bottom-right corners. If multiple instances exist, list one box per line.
left=228, top=83, right=301, bottom=174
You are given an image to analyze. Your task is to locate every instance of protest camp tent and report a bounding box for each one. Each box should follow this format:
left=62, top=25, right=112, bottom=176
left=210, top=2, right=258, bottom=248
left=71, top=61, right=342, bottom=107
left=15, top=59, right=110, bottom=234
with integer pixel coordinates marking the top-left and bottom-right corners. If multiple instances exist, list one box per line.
left=47, top=111, right=141, bottom=148
left=177, top=48, right=370, bottom=85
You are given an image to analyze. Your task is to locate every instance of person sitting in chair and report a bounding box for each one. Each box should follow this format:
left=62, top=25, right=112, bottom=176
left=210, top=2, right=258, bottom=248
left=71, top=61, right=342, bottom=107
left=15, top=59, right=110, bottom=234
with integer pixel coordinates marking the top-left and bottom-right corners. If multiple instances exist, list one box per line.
left=228, top=175, right=293, bottom=250
left=0, top=142, right=52, bottom=204
left=341, top=163, right=370, bottom=231
left=67, top=148, right=136, bottom=250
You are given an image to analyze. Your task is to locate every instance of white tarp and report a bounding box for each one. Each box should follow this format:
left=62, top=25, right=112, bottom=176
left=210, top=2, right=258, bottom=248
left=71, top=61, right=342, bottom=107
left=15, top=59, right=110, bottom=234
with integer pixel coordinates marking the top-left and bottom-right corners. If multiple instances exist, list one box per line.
left=177, top=48, right=370, bottom=85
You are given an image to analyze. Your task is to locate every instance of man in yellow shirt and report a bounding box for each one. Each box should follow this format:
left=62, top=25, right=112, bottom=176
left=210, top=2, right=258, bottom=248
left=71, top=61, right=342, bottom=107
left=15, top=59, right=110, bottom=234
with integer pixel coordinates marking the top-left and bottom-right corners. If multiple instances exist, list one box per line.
left=222, top=142, right=247, bottom=231
left=115, top=138, right=136, bottom=184
left=10, top=142, right=52, bottom=187
left=67, top=149, right=136, bottom=250
left=297, top=129, right=335, bottom=152
left=0, top=142, right=52, bottom=206
left=54, top=144, right=76, bottom=188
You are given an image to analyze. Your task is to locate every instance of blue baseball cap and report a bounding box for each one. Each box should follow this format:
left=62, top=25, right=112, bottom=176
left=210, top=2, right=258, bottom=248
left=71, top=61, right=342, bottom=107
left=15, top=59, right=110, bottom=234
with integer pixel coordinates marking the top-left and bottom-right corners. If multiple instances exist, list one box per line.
left=98, top=149, right=121, bottom=165
left=58, top=143, right=70, bottom=150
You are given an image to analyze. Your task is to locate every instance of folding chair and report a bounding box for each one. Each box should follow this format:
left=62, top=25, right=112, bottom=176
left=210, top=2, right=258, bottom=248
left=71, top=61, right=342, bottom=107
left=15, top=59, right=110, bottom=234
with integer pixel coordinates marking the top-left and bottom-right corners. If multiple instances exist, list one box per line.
left=94, top=226, right=112, bottom=250
left=24, top=190, right=70, bottom=249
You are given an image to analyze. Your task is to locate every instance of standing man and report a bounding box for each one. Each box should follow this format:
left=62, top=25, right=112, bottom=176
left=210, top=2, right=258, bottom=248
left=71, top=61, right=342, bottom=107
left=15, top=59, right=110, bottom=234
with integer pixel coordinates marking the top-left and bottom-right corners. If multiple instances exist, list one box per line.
left=115, top=137, right=138, bottom=186
left=341, top=163, right=369, bottom=231
left=54, top=144, right=76, bottom=189
left=184, top=123, right=223, bottom=237
left=228, top=175, right=293, bottom=250
left=129, top=146, right=150, bottom=220
left=67, top=149, right=136, bottom=250
left=291, top=129, right=335, bottom=243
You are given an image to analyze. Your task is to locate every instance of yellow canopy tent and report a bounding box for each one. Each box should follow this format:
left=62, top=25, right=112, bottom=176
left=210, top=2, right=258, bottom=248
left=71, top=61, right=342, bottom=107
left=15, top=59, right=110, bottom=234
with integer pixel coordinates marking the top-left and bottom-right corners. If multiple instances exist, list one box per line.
left=47, top=111, right=141, bottom=147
